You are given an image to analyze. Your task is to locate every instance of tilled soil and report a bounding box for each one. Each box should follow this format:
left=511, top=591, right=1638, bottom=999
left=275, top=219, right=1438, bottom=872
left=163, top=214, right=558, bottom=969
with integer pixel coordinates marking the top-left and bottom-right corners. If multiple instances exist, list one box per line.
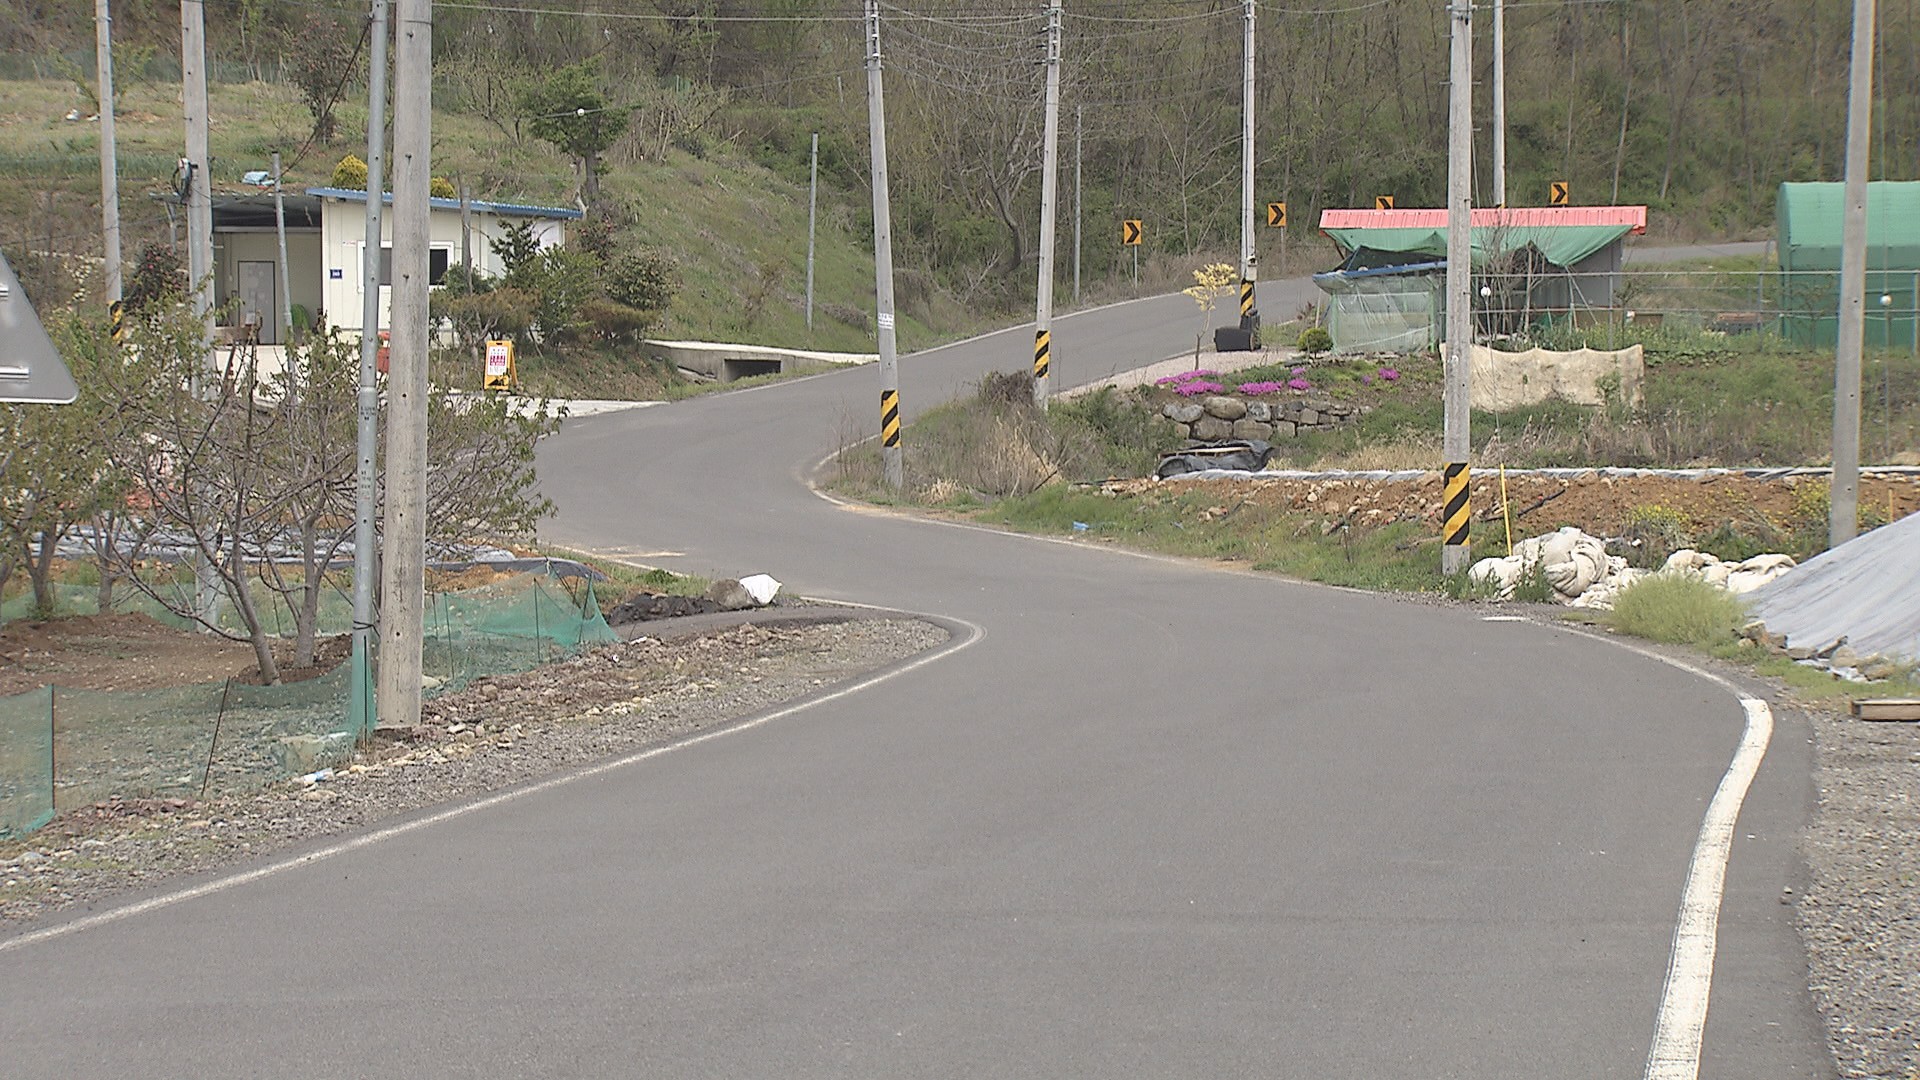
left=1798, top=711, right=1920, bottom=1078
left=1109, top=470, right=1920, bottom=540
left=0, top=616, right=948, bottom=927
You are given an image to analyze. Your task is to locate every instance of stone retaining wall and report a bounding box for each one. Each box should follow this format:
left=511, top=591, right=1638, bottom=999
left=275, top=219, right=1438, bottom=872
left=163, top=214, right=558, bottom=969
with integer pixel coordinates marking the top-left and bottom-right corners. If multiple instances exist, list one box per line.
left=1161, top=395, right=1368, bottom=442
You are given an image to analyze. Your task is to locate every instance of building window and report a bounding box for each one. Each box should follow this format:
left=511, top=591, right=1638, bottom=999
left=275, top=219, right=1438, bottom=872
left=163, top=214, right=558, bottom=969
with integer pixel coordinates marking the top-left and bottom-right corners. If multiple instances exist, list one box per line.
left=361, top=244, right=453, bottom=288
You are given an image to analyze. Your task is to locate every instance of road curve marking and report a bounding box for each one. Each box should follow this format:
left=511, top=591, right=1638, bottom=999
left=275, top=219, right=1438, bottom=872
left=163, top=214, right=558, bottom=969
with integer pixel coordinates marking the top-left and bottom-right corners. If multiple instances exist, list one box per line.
left=0, top=612, right=984, bottom=956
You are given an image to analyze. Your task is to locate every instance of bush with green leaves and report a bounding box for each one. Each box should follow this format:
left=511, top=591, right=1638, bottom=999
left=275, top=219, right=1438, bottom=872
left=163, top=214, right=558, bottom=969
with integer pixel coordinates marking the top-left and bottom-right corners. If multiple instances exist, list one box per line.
left=606, top=248, right=681, bottom=314
left=122, top=242, right=185, bottom=318
left=580, top=298, right=657, bottom=343
left=1297, top=326, right=1333, bottom=354
left=528, top=248, right=604, bottom=341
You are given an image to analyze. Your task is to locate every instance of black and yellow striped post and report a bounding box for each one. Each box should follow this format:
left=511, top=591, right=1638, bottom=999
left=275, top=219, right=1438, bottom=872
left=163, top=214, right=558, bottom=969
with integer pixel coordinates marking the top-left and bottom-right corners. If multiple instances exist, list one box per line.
left=1442, top=462, right=1471, bottom=559
left=109, top=300, right=127, bottom=345
left=1239, top=279, right=1255, bottom=321
left=880, top=388, right=901, bottom=452
left=1032, top=328, right=1050, bottom=385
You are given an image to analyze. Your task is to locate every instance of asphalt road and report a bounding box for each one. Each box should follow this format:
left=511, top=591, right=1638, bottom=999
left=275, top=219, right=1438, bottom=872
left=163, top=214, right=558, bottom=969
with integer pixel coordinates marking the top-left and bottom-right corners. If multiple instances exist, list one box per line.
left=0, top=280, right=1824, bottom=1078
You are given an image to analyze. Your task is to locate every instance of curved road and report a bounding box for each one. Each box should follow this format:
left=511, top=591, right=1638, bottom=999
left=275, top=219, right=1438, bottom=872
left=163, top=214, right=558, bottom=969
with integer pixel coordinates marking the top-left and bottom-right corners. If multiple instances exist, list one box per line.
left=0, top=283, right=1822, bottom=1077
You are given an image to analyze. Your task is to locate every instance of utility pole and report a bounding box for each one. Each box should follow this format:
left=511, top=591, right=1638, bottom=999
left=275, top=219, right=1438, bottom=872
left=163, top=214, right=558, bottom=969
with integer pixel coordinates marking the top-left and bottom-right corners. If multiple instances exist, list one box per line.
left=1492, top=0, right=1506, bottom=207
left=271, top=151, right=292, bottom=346
left=1442, top=0, right=1474, bottom=575
left=1831, top=0, right=1876, bottom=548
left=864, top=0, right=903, bottom=492
left=380, top=0, right=431, bottom=729
left=1238, top=0, right=1258, bottom=342
left=1032, top=0, right=1062, bottom=407
left=350, top=0, right=389, bottom=735
left=96, top=0, right=121, bottom=303
left=806, top=132, right=818, bottom=333
left=181, top=0, right=212, bottom=342
left=1074, top=103, right=1082, bottom=306
left=459, top=178, right=472, bottom=287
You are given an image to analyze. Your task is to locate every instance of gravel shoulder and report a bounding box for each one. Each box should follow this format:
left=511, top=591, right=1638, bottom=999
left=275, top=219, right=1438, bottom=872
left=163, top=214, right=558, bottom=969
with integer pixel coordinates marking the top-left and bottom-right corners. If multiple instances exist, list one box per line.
left=0, top=615, right=950, bottom=929
left=1798, top=706, right=1920, bottom=1078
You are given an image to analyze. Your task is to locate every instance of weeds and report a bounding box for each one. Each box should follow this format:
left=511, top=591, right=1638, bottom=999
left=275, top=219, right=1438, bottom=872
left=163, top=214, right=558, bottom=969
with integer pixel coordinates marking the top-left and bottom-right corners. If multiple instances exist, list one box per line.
left=1606, top=574, right=1748, bottom=646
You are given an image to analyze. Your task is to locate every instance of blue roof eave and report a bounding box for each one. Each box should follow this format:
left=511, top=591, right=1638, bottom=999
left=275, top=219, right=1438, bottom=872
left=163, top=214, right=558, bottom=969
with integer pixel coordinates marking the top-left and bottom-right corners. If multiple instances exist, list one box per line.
left=304, top=186, right=584, bottom=220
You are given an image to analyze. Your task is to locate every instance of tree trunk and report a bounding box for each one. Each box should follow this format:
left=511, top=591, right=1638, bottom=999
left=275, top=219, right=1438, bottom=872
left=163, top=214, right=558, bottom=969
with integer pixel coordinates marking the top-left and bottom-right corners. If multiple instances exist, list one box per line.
left=28, top=529, right=58, bottom=618
left=230, top=529, right=281, bottom=685
left=293, top=519, right=321, bottom=670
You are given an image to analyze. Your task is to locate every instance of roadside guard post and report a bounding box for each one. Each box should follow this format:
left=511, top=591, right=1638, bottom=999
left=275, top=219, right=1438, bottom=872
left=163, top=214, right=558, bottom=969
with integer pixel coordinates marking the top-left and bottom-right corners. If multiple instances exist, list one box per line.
left=483, top=339, right=516, bottom=392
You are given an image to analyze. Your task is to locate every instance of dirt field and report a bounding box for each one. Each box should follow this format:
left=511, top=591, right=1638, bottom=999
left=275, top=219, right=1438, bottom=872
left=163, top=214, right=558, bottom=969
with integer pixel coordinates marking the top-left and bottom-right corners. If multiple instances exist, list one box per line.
left=0, top=614, right=259, bottom=697
left=1109, top=470, right=1920, bottom=546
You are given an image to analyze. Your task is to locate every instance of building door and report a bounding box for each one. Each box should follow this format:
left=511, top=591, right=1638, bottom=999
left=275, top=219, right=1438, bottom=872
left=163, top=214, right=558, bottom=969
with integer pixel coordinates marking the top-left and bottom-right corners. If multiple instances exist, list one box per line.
left=238, top=260, right=277, bottom=344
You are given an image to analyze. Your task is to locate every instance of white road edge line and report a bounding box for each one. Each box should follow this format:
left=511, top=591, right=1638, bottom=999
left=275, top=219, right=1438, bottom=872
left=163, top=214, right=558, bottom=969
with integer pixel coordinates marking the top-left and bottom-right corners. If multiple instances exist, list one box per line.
left=1644, top=695, right=1774, bottom=1080
left=0, top=614, right=984, bottom=956
left=1544, top=627, right=1776, bottom=1080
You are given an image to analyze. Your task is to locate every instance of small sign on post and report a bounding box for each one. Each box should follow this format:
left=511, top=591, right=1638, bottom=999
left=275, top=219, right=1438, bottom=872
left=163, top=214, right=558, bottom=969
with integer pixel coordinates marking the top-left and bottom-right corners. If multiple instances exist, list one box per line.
left=1549, top=181, right=1570, bottom=206
left=483, top=339, right=516, bottom=392
left=1267, top=202, right=1287, bottom=228
left=1121, top=219, right=1143, bottom=246
left=1374, top=195, right=1395, bottom=210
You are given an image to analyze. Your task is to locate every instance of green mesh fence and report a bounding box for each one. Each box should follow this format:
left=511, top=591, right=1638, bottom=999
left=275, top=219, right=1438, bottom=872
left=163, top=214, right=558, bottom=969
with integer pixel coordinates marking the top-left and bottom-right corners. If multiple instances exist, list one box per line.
left=0, top=572, right=615, bottom=840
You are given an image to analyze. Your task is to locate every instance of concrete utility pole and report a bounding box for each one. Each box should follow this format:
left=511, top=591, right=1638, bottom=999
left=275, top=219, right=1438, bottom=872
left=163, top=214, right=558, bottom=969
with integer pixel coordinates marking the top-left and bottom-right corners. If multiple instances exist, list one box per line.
left=1238, top=0, right=1258, bottom=341
left=864, top=0, right=903, bottom=492
left=1032, top=0, right=1062, bottom=407
left=271, top=151, right=292, bottom=346
left=459, top=178, right=472, bottom=284
left=806, top=132, right=818, bottom=333
left=96, top=0, right=121, bottom=302
left=379, top=0, right=430, bottom=728
left=350, top=0, right=389, bottom=735
left=379, top=0, right=431, bottom=729
left=1831, top=0, right=1876, bottom=548
left=1442, top=0, right=1474, bottom=575
left=181, top=0, right=212, bottom=340
left=1492, top=0, right=1506, bottom=207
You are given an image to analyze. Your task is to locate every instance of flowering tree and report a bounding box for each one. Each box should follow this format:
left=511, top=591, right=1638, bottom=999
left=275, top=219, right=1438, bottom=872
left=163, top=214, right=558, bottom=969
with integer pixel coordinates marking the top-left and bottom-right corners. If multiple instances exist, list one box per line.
left=1181, top=262, right=1236, bottom=368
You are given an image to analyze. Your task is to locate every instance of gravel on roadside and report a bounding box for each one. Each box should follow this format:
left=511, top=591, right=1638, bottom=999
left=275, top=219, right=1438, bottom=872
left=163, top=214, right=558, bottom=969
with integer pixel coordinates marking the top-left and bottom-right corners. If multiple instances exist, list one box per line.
left=1797, top=709, right=1920, bottom=1079
left=0, top=616, right=948, bottom=927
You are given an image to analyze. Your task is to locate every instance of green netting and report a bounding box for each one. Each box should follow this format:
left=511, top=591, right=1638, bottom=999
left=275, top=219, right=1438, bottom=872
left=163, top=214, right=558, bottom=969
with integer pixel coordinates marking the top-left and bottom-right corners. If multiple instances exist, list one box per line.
left=0, top=688, right=53, bottom=839
left=0, top=572, right=616, bottom=838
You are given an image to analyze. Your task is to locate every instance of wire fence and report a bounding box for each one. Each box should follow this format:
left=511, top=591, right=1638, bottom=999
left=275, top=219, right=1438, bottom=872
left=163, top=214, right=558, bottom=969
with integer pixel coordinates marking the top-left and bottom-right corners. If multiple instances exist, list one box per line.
left=0, top=572, right=616, bottom=840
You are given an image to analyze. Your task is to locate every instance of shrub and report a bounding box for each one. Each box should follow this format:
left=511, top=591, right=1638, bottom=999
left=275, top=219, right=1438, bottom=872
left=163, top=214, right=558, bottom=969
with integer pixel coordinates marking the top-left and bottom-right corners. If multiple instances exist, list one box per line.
left=1620, top=503, right=1694, bottom=568
left=435, top=287, right=536, bottom=344
left=528, top=248, right=602, bottom=341
left=430, top=176, right=458, bottom=200
left=1607, top=575, right=1748, bottom=646
left=580, top=298, right=656, bottom=343
left=330, top=153, right=368, bottom=189
left=1297, top=327, right=1333, bottom=354
left=606, top=248, right=680, bottom=313
left=123, top=242, right=185, bottom=317
left=977, top=370, right=1034, bottom=407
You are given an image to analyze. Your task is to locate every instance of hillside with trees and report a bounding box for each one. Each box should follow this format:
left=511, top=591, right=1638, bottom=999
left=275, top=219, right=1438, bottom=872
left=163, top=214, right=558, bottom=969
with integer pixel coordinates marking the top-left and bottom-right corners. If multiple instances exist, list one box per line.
left=5, top=0, right=1917, bottom=331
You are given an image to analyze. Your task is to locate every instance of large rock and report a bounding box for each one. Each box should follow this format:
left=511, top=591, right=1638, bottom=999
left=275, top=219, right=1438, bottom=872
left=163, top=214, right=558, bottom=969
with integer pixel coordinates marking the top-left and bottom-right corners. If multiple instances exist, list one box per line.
left=1201, top=395, right=1248, bottom=421
left=1191, top=416, right=1236, bottom=441
left=706, top=578, right=758, bottom=611
left=1245, top=401, right=1271, bottom=422
left=1232, top=419, right=1274, bottom=440
left=1163, top=401, right=1204, bottom=424
left=1271, top=420, right=1297, bottom=439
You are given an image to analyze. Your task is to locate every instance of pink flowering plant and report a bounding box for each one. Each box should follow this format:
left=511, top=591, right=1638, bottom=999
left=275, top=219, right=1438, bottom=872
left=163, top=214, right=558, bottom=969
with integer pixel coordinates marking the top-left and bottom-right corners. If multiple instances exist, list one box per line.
left=1236, top=381, right=1285, bottom=396
left=1173, top=380, right=1226, bottom=396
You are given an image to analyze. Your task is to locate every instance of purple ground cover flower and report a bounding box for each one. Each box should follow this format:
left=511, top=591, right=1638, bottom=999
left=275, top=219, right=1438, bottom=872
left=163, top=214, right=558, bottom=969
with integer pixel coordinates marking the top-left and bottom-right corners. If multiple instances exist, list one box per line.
left=1287, top=377, right=1312, bottom=392
left=1378, top=367, right=1400, bottom=382
left=1237, top=381, right=1285, bottom=395
left=1157, top=369, right=1220, bottom=386
left=1174, top=381, right=1225, bottom=396
left=1290, top=366, right=1306, bottom=376
left=1361, top=373, right=1374, bottom=385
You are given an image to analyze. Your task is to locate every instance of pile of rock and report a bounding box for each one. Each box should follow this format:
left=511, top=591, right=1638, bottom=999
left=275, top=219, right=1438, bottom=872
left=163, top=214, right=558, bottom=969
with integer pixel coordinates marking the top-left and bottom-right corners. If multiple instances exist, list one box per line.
left=1161, top=395, right=1367, bottom=443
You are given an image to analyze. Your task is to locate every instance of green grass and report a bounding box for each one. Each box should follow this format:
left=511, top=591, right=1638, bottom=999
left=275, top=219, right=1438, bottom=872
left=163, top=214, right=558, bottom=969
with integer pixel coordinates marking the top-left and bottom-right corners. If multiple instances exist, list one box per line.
left=542, top=546, right=710, bottom=608
left=1604, top=574, right=1749, bottom=646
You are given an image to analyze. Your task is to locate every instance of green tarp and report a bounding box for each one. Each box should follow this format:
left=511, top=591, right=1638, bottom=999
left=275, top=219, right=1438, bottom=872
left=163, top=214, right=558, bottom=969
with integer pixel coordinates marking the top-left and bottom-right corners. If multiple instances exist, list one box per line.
left=1321, top=224, right=1633, bottom=269
left=1777, top=181, right=1920, bottom=273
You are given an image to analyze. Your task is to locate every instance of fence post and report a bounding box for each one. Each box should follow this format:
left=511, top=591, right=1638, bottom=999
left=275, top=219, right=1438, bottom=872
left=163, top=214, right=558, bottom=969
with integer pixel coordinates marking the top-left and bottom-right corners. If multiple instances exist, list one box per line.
left=48, top=685, right=57, bottom=820
left=201, top=677, right=232, bottom=799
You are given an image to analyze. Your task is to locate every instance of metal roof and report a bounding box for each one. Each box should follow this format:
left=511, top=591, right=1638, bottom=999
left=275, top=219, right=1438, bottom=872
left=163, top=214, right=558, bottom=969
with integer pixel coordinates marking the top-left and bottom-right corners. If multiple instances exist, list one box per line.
left=1317, top=206, right=1648, bottom=233
left=304, top=187, right=585, bottom=220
